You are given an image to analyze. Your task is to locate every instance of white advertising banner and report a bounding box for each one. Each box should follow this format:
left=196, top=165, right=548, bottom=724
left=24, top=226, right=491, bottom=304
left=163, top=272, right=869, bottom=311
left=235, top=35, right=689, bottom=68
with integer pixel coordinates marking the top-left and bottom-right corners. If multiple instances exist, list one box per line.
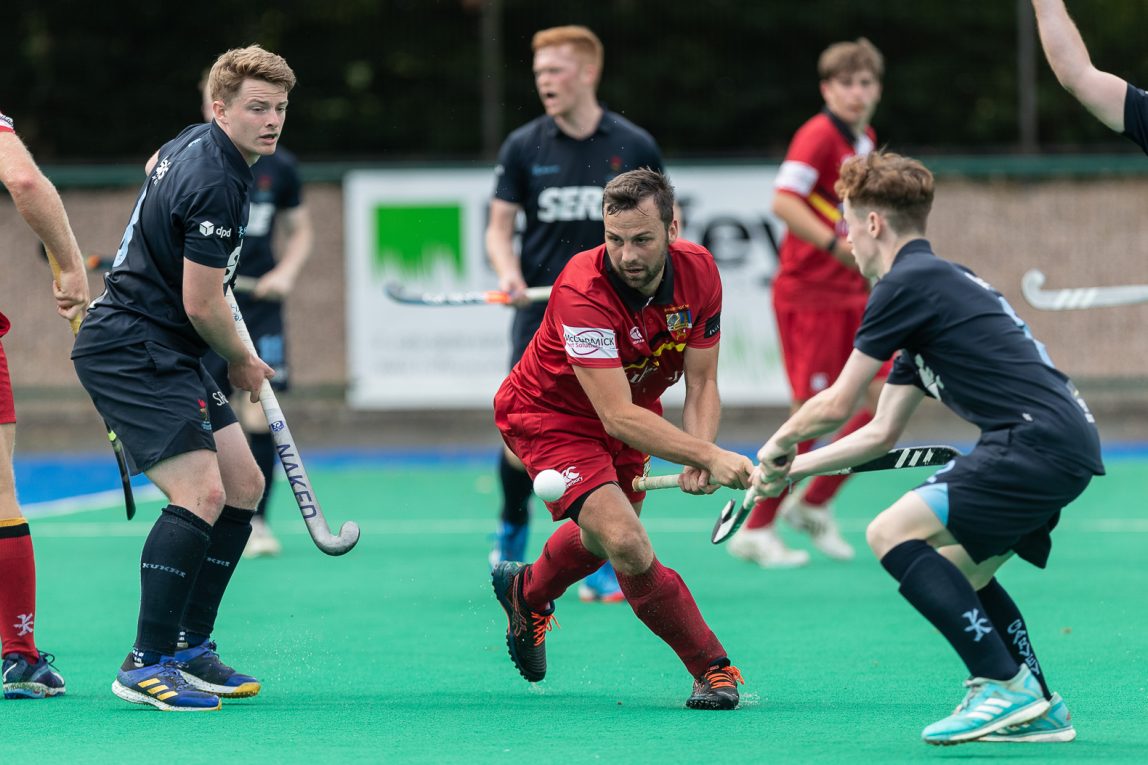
left=345, top=164, right=790, bottom=409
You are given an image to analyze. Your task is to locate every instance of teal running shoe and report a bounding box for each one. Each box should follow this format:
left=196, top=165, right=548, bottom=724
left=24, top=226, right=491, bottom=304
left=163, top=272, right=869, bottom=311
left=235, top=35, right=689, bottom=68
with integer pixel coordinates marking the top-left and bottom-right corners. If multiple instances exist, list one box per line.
left=922, top=665, right=1050, bottom=746
left=2, top=652, right=65, bottom=699
left=112, top=659, right=220, bottom=712
left=979, top=692, right=1076, bottom=743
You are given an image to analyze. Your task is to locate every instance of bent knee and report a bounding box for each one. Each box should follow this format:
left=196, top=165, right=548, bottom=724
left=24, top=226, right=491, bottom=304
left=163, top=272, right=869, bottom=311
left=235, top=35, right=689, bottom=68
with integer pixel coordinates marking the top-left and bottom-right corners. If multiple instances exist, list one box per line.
left=604, top=527, right=653, bottom=574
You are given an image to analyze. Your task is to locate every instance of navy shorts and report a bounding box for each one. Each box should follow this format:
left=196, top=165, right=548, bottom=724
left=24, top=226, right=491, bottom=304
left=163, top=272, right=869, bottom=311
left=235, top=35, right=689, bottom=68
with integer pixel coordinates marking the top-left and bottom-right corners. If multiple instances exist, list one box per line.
left=203, top=297, right=288, bottom=397
left=509, top=302, right=547, bottom=368
left=913, top=426, right=1095, bottom=568
left=73, top=342, right=238, bottom=475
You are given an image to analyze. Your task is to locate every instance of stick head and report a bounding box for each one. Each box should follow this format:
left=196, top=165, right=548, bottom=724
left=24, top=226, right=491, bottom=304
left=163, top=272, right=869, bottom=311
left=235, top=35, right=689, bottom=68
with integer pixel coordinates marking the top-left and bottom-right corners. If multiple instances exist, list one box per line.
left=314, top=521, right=361, bottom=556
left=710, top=499, right=740, bottom=544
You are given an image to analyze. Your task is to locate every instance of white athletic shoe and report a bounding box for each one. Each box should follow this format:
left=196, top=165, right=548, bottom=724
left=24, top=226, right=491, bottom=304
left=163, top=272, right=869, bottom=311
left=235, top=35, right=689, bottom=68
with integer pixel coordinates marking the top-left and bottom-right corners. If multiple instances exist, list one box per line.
left=243, top=518, right=282, bottom=558
left=779, top=494, right=855, bottom=560
left=727, top=527, right=810, bottom=569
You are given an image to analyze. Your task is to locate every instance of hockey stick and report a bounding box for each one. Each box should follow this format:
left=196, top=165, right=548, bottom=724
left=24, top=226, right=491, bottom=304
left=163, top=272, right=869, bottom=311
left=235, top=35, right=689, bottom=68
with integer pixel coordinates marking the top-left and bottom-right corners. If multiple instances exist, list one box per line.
left=633, top=445, right=960, bottom=544
left=225, top=287, right=360, bottom=556
left=383, top=282, right=551, bottom=306
left=1021, top=269, right=1148, bottom=311
left=46, top=251, right=137, bottom=521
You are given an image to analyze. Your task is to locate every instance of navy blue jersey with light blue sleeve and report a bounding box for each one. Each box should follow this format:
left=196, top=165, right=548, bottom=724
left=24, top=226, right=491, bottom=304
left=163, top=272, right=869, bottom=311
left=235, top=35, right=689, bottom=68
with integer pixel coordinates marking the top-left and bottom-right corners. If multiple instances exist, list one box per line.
left=72, top=121, right=251, bottom=358
left=492, top=109, right=664, bottom=287
left=236, top=147, right=302, bottom=277
left=854, top=239, right=1103, bottom=474
left=1122, top=83, right=1148, bottom=153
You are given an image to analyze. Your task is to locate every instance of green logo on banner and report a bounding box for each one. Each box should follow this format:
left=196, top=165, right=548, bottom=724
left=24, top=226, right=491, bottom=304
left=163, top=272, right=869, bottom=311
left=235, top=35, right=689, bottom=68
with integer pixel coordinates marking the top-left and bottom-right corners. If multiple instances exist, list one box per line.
left=373, top=204, right=464, bottom=277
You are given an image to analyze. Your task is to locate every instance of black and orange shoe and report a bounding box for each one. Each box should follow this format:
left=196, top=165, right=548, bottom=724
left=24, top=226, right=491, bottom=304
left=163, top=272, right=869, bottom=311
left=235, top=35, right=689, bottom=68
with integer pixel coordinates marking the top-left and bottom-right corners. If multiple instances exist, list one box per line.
left=491, top=561, right=557, bottom=682
left=686, top=663, right=744, bottom=710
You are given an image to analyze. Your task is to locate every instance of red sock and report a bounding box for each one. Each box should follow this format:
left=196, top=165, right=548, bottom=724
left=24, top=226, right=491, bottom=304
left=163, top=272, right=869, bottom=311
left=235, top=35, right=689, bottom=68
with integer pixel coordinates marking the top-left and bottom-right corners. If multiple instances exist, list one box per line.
left=803, top=410, right=873, bottom=506
left=0, top=518, right=38, bottom=661
left=522, top=520, right=605, bottom=609
left=615, top=558, right=725, bottom=678
left=743, top=493, right=784, bottom=529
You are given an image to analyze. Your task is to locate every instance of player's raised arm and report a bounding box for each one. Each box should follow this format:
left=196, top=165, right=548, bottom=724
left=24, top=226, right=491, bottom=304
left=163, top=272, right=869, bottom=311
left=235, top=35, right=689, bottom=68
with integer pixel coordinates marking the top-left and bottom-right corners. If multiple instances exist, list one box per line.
left=1032, top=0, right=1129, bottom=132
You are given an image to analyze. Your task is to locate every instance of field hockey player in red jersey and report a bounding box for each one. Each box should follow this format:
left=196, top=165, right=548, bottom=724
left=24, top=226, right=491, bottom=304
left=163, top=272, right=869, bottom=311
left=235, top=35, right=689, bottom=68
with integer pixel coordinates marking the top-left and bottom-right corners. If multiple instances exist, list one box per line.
left=492, top=168, right=753, bottom=710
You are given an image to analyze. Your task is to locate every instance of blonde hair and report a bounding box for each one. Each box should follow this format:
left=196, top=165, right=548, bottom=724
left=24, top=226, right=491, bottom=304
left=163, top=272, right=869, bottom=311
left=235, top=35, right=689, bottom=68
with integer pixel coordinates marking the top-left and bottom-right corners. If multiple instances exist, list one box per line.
left=532, top=26, right=604, bottom=81
left=818, top=37, right=884, bottom=82
left=206, top=44, right=296, bottom=106
left=835, top=151, right=934, bottom=233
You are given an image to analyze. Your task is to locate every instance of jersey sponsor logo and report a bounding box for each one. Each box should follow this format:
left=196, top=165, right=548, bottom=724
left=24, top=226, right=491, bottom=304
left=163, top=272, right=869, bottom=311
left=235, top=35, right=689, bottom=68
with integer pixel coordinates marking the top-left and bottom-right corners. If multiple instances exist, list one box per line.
left=247, top=201, right=275, bottom=237
left=704, top=314, right=720, bottom=338
left=563, top=325, right=617, bottom=359
left=913, top=353, right=944, bottom=399
left=663, top=305, right=692, bottom=342
left=152, top=158, right=172, bottom=185
left=531, top=164, right=561, bottom=176
left=0, top=111, right=14, bottom=132
left=199, top=221, right=216, bottom=236
left=775, top=160, right=818, bottom=197
left=538, top=186, right=603, bottom=223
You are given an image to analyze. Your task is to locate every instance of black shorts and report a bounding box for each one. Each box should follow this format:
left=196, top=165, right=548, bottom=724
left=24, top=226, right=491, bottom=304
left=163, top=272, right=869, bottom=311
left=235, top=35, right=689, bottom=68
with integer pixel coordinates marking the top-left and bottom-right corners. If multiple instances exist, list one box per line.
left=73, top=342, right=238, bottom=475
left=203, top=297, right=288, bottom=397
left=913, top=425, right=1095, bottom=568
left=509, top=302, right=547, bottom=367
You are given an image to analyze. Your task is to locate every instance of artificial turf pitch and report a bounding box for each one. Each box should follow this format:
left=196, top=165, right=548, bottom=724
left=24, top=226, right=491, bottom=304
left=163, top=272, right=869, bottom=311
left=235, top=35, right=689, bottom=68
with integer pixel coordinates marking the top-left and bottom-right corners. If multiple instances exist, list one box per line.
left=5, top=455, right=1147, bottom=764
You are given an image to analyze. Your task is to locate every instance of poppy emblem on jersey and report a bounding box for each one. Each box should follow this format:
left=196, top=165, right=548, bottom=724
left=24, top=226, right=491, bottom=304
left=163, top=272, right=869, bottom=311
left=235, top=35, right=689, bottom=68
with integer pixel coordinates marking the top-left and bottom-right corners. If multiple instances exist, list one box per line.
left=664, top=306, right=693, bottom=342
left=198, top=398, right=211, bottom=431
left=609, top=155, right=622, bottom=172
left=562, top=325, right=618, bottom=359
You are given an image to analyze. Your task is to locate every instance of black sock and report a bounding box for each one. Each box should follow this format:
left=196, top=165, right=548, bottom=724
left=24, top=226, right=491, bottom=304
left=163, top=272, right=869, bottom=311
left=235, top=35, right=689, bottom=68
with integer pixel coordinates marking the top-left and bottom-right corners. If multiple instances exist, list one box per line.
left=250, top=432, right=277, bottom=518
left=499, top=452, right=532, bottom=527
left=880, top=540, right=1018, bottom=681
left=180, top=506, right=253, bottom=638
left=136, top=505, right=212, bottom=659
left=978, top=578, right=1052, bottom=699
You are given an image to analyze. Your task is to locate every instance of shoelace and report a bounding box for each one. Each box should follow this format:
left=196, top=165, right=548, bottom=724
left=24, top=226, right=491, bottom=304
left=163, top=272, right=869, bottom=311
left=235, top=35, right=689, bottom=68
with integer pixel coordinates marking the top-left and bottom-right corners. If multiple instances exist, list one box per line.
left=702, top=665, right=745, bottom=689
left=530, top=612, right=559, bottom=646
left=508, top=573, right=559, bottom=645
left=156, top=661, right=197, bottom=691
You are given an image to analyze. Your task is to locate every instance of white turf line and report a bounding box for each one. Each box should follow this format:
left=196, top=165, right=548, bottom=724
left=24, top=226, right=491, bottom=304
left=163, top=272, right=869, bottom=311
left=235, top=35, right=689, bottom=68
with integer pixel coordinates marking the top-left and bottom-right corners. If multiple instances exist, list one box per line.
left=23, top=485, right=163, bottom=519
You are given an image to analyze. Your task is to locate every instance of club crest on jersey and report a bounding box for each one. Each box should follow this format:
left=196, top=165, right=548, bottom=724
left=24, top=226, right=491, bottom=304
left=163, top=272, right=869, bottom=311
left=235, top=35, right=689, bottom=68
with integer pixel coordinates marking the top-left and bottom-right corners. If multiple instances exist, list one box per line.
left=664, top=306, right=692, bottom=342
left=198, top=398, right=211, bottom=431
left=629, top=326, right=643, bottom=345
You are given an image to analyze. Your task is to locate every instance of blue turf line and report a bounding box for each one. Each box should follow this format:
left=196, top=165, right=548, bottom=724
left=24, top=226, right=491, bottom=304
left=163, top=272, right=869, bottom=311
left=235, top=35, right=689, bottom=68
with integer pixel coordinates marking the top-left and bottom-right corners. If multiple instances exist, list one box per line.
left=15, top=441, right=1148, bottom=506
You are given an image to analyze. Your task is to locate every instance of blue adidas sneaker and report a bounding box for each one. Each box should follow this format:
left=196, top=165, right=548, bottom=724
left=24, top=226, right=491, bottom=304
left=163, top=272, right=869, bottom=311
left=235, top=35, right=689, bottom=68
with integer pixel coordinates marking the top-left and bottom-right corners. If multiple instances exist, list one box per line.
left=922, top=665, right=1050, bottom=745
left=489, top=521, right=529, bottom=568
left=112, top=659, right=220, bottom=711
left=2, top=652, right=66, bottom=699
left=174, top=639, right=261, bottom=698
left=978, top=692, right=1076, bottom=743
left=578, top=561, right=626, bottom=603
